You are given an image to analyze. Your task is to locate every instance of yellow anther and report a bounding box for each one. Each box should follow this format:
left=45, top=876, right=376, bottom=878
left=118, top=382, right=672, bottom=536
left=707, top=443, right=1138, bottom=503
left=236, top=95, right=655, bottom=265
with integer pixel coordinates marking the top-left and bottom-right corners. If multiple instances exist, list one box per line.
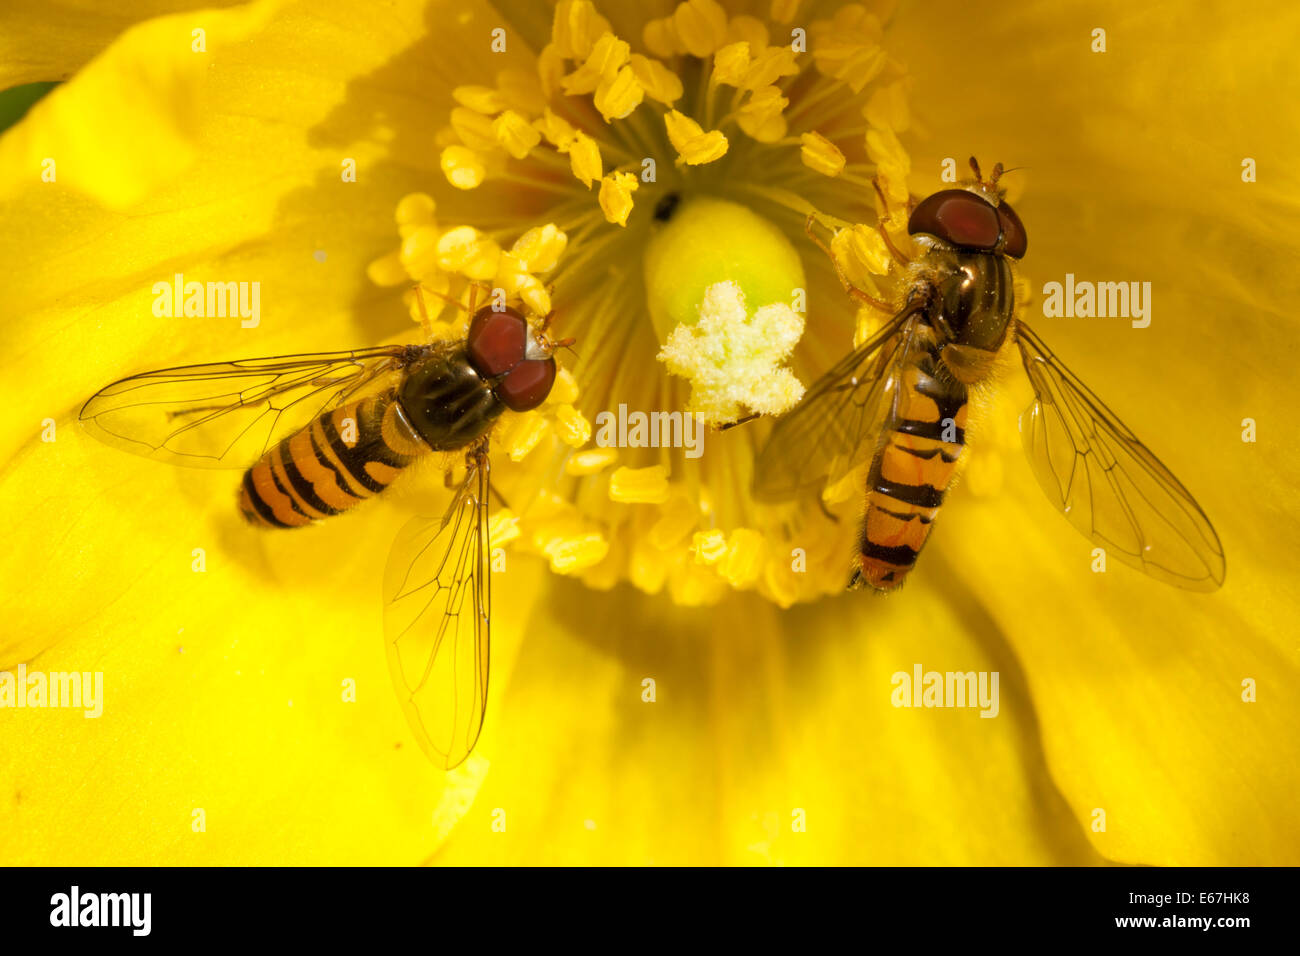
left=543, top=532, right=610, bottom=574
left=488, top=509, right=521, bottom=548
left=673, top=0, right=729, bottom=58
left=736, top=85, right=789, bottom=142
left=500, top=410, right=549, bottom=461
left=552, top=405, right=592, bottom=448
left=548, top=367, right=580, bottom=406
left=394, top=193, right=436, bottom=240
left=435, top=226, right=501, bottom=280
left=598, top=171, right=639, bottom=226
left=609, top=465, right=671, bottom=504
left=568, top=131, right=603, bottom=187
left=440, top=145, right=486, bottom=189
left=399, top=225, right=443, bottom=281
left=566, top=447, right=619, bottom=476
left=864, top=80, right=910, bottom=132
left=562, top=32, right=630, bottom=96
left=594, top=65, right=644, bottom=122
left=537, top=43, right=566, bottom=100
left=769, top=0, right=801, bottom=25
left=727, top=15, right=769, bottom=48
left=831, top=223, right=892, bottom=283
left=365, top=249, right=407, bottom=287
left=493, top=110, right=541, bottom=159
left=642, top=16, right=685, bottom=58
left=510, top=223, right=568, bottom=273
left=452, top=85, right=508, bottom=114
left=628, top=54, right=683, bottom=105
left=719, top=528, right=765, bottom=587
left=534, top=108, right=579, bottom=151
left=866, top=126, right=911, bottom=202
left=741, top=47, right=798, bottom=90
left=712, top=41, right=751, bottom=86
left=800, top=131, right=846, bottom=176
left=664, top=110, right=729, bottom=165
left=551, top=0, right=612, bottom=60
left=691, top=529, right=728, bottom=565
left=450, top=106, right=498, bottom=151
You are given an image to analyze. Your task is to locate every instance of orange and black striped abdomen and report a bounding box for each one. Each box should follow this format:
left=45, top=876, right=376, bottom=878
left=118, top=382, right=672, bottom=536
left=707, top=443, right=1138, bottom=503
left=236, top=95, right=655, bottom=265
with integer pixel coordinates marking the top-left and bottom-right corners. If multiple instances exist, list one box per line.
left=857, top=353, right=968, bottom=590
left=239, top=390, right=430, bottom=528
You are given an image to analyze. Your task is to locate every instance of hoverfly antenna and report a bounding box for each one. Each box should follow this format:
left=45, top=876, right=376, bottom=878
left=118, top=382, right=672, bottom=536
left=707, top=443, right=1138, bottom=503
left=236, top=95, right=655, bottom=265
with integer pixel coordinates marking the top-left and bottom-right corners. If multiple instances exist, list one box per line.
left=968, top=156, right=982, bottom=181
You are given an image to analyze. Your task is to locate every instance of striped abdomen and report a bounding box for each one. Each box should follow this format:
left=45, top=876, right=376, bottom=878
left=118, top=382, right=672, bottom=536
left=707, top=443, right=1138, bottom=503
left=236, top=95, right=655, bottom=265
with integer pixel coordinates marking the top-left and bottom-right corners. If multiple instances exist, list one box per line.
left=239, top=390, right=430, bottom=528
left=856, top=352, right=968, bottom=590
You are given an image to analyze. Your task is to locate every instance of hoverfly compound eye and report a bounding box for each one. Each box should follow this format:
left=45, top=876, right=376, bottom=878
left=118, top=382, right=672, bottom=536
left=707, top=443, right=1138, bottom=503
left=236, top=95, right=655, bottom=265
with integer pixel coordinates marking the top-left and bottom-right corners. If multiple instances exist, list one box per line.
left=908, top=189, right=1002, bottom=252
left=498, top=357, right=557, bottom=412
left=996, top=201, right=1028, bottom=258
left=466, top=307, right=529, bottom=379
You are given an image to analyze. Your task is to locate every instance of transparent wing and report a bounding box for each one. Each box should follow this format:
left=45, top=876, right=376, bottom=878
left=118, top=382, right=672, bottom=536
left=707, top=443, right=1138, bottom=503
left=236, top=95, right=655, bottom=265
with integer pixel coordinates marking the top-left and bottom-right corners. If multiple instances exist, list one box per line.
left=1016, top=322, right=1225, bottom=590
left=752, top=302, right=923, bottom=502
left=384, top=447, right=491, bottom=769
left=79, top=346, right=425, bottom=468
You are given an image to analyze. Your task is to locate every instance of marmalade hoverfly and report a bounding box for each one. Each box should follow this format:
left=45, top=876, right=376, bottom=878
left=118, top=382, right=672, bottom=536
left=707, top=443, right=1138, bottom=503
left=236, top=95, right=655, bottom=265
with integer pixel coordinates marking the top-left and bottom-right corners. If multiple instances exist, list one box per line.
left=754, top=158, right=1225, bottom=592
left=80, top=286, right=571, bottom=767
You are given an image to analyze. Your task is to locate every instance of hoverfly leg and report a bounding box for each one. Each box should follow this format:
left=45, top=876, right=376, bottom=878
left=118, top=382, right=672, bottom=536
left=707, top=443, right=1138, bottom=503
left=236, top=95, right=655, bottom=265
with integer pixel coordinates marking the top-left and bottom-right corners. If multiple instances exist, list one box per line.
left=488, top=481, right=511, bottom=510
left=817, top=495, right=840, bottom=525
left=871, top=177, right=913, bottom=267
left=846, top=566, right=864, bottom=590
left=718, top=413, right=759, bottom=432
left=410, top=282, right=436, bottom=340
left=804, top=213, right=896, bottom=316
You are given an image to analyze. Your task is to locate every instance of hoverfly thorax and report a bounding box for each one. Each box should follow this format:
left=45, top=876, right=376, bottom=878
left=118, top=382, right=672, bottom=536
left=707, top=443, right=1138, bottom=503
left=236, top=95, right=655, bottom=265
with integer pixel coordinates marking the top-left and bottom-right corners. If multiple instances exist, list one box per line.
left=908, top=180, right=1028, bottom=369
left=397, top=305, right=562, bottom=451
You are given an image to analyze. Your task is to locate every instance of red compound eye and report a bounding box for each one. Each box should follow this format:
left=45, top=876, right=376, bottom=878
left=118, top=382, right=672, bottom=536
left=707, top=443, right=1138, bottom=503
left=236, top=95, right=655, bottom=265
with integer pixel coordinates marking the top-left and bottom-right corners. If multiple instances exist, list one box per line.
left=908, top=189, right=1001, bottom=251
left=498, top=357, right=556, bottom=412
left=996, top=200, right=1028, bottom=258
left=466, top=307, right=528, bottom=379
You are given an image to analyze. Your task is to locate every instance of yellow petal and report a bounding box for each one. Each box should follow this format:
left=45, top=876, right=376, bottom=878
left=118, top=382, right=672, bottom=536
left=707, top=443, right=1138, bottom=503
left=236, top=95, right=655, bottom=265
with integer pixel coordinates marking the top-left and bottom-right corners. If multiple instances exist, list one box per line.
left=0, top=3, right=274, bottom=208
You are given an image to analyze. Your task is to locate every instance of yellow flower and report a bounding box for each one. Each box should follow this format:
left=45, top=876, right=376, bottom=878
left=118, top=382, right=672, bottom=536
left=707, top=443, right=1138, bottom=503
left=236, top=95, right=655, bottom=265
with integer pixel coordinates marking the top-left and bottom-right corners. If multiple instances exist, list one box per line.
left=0, top=0, right=1296, bottom=868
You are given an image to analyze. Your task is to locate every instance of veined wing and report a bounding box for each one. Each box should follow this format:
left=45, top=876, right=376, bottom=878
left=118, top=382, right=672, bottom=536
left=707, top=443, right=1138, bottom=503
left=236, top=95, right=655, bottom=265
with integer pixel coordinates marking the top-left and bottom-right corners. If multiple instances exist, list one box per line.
left=752, top=302, right=924, bottom=502
left=383, top=447, right=491, bottom=769
left=1016, top=322, right=1225, bottom=590
left=79, top=345, right=429, bottom=468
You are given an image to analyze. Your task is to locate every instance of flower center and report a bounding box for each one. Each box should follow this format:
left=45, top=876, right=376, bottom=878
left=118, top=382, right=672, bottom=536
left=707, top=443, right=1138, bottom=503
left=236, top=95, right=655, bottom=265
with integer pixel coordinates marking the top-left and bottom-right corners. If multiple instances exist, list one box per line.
left=368, top=0, right=932, bottom=607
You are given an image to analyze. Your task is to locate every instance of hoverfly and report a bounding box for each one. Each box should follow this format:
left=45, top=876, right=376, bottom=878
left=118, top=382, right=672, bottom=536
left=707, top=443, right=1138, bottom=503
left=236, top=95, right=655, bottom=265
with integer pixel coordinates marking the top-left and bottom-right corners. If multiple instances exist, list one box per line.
left=754, top=158, right=1225, bottom=592
left=80, top=286, right=571, bottom=767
